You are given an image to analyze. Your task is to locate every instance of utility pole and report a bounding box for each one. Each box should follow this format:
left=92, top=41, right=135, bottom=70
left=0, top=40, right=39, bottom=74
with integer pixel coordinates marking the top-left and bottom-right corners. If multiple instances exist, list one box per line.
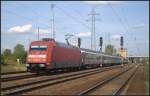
left=38, top=27, right=39, bottom=41
left=51, top=4, right=55, bottom=40
left=108, top=33, right=111, bottom=44
left=88, top=8, right=100, bottom=50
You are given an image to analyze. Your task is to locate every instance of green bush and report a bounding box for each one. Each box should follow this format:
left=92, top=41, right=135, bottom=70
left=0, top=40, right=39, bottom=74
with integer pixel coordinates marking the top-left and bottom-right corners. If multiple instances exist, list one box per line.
left=144, top=62, right=149, bottom=95
left=1, top=44, right=27, bottom=66
left=1, top=64, right=26, bottom=73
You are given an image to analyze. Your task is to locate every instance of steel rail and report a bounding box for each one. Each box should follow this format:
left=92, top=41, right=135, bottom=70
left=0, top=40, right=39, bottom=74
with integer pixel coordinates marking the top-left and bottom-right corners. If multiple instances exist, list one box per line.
left=1, top=65, right=123, bottom=95
left=1, top=71, right=26, bottom=75
left=112, top=65, right=139, bottom=95
left=77, top=65, right=134, bottom=95
left=1, top=73, right=37, bottom=82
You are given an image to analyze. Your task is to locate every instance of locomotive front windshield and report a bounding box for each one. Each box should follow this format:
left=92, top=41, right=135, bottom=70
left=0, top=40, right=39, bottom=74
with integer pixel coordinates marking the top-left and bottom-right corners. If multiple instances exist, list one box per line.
left=30, top=45, right=47, bottom=51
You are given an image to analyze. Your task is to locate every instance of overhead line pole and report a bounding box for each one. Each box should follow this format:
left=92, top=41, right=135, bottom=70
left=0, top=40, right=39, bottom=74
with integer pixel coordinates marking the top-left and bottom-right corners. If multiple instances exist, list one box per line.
left=38, top=27, right=39, bottom=41
left=51, top=4, right=55, bottom=40
left=88, top=8, right=100, bottom=50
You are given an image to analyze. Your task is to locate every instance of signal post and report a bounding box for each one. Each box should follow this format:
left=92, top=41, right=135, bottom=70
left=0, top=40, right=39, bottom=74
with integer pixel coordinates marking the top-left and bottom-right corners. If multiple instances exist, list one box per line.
left=119, top=36, right=127, bottom=66
left=99, top=37, right=103, bottom=67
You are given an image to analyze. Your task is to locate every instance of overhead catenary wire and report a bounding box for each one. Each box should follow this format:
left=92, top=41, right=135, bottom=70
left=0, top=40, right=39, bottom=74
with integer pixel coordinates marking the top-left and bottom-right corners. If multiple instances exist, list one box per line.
left=119, top=5, right=142, bottom=57
left=55, top=5, right=92, bottom=48
left=21, top=3, right=71, bottom=38
left=107, top=2, right=129, bottom=34
left=49, top=2, right=103, bottom=39
left=4, top=9, right=50, bottom=28
left=107, top=2, right=130, bottom=57
left=122, top=10, right=142, bottom=57
left=3, top=3, right=142, bottom=56
left=108, top=2, right=143, bottom=57
left=3, top=4, right=120, bottom=46
left=56, top=5, right=103, bottom=51
left=55, top=5, right=101, bottom=35
left=20, top=4, right=52, bottom=38
left=71, top=6, right=103, bottom=37
left=55, top=5, right=91, bottom=30
left=4, top=8, right=55, bottom=37
left=20, top=4, right=52, bottom=23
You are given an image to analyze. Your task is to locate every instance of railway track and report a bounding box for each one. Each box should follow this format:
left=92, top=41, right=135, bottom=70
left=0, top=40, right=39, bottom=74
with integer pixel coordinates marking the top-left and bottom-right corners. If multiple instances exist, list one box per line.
left=1, top=72, right=37, bottom=82
left=1, top=71, right=26, bottom=75
left=1, top=65, right=124, bottom=95
left=78, top=64, right=138, bottom=95
left=112, top=66, right=138, bottom=95
left=120, top=64, right=145, bottom=95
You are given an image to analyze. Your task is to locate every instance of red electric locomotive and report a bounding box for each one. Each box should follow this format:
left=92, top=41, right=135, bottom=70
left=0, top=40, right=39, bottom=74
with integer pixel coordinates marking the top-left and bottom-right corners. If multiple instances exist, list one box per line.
left=26, top=38, right=81, bottom=72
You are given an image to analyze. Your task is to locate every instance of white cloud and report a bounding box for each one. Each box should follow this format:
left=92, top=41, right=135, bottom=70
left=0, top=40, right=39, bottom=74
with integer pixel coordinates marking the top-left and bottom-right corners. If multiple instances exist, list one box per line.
left=7, top=24, right=51, bottom=35
left=84, top=1, right=122, bottom=5
left=8, top=24, right=32, bottom=33
left=75, top=32, right=91, bottom=37
left=111, top=34, right=121, bottom=40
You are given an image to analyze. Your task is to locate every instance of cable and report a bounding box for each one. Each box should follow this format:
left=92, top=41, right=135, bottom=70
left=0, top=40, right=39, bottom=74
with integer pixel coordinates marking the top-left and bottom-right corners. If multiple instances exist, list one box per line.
left=56, top=6, right=90, bottom=30
left=56, top=5, right=104, bottom=42
left=4, top=9, right=50, bottom=28
left=107, top=2, right=141, bottom=57
left=107, top=2, right=129, bottom=34
left=120, top=7, right=142, bottom=57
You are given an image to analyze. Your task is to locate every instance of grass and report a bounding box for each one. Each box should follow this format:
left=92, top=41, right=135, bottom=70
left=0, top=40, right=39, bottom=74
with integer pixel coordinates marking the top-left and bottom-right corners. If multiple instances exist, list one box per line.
left=144, top=61, right=149, bottom=95
left=1, top=63, right=27, bottom=73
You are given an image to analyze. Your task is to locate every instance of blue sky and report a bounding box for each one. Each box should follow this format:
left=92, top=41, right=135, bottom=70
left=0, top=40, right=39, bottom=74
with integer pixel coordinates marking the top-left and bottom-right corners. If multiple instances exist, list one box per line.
left=1, top=1, right=149, bottom=57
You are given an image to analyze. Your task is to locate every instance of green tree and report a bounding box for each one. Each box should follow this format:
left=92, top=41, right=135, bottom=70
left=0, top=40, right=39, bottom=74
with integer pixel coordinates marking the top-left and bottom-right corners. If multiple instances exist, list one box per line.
left=1, top=54, right=5, bottom=64
left=3, top=49, right=12, bottom=58
left=105, top=44, right=117, bottom=55
left=13, top=44, right=26, bottom=64
left=2, top=49, right=14, bottom=65
left=113, top=48, right=117, bottom=55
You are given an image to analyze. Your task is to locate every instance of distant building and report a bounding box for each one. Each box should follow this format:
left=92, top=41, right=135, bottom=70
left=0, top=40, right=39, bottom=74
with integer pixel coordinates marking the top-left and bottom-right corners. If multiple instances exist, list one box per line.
left=118, top=48, right=127, bottom=59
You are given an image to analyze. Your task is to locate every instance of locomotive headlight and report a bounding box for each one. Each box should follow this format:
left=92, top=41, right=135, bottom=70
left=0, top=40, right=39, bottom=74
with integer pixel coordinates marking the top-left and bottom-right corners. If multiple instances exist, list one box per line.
left=39, top=64, right=45, bottom=67
left=28, top=58, right=31, bottom=61
left=28, top=55, right=46, bottom=58
left=26, top=64, right=29, bottom=67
